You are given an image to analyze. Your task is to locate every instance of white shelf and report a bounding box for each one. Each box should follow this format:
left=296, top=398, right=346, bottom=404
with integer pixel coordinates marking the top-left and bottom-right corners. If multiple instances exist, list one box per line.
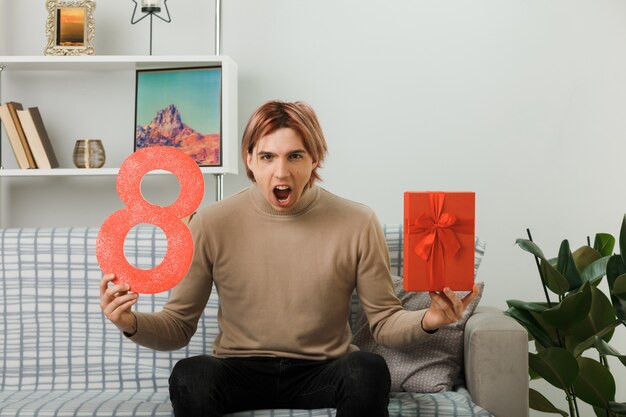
left=0, top=166, right=234, bottom=177
left=0, top=168, right=118, bottom=177
left=0, top=55, right=235, bottom=71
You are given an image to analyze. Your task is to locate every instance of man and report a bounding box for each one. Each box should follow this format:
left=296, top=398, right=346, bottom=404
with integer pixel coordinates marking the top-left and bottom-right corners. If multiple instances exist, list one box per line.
left=100, top=100, right=480, bottom=417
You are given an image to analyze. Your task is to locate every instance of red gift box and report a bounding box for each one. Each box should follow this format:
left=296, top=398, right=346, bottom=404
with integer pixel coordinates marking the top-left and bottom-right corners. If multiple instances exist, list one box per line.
left=403, top=191, right=475, bottom=292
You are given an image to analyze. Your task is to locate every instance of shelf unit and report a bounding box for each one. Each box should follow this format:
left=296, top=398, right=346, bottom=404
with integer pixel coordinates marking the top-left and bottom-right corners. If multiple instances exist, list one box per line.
left=0, top=55, right=238, bottom=227
left=0, top=55, right=239, bottom=176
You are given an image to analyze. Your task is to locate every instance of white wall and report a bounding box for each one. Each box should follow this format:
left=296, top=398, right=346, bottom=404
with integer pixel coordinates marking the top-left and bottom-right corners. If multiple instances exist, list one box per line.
left=2, top=0, right=626, bottom=414
left=0, top=3, right=5, bottom=55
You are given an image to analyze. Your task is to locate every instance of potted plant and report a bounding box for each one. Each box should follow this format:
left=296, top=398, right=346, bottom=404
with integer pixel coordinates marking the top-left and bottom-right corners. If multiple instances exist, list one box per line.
left=506, top=215, right=626, bottom=416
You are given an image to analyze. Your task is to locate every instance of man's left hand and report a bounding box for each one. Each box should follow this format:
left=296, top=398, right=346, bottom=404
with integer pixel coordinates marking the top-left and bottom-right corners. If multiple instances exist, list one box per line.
left=421, top=284, right=481, bottom=332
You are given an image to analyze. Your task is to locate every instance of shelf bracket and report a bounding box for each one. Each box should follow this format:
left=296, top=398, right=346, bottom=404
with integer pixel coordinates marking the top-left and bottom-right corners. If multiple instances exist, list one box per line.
left=0, top=64, right=4, bottom=170
left=215, top=0, right=222, bottom=55
left=214, top=173, right=224, bottom=201
left=212, top=0, right=224, bottom=200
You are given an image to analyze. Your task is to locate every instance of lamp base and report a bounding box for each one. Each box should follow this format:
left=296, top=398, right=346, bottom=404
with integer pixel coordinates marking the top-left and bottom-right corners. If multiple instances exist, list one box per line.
left=141, top=6, right=161, bottom=12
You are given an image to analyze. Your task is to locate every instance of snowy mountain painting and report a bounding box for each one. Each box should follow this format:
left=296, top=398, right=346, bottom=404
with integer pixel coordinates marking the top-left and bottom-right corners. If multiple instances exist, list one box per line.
left=135, top=67, right=222, bottom=166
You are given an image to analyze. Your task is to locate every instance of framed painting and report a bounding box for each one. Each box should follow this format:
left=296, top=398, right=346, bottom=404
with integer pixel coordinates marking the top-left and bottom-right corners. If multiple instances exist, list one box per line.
left=45, top=0, right=96, bottom=56
left=134, top=66, right=223, bottom=167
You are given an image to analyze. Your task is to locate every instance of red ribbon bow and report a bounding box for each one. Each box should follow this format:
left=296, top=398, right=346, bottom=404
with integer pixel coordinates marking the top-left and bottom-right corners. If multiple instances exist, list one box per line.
left=407, top=192, right=471, bottom=289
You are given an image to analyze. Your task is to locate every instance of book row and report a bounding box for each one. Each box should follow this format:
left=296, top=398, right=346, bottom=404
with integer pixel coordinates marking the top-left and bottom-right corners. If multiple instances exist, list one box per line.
left=0, top=101, right=59, bottom=169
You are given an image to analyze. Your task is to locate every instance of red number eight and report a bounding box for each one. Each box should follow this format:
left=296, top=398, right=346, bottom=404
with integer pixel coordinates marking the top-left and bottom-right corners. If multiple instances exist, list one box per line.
left=96, top=146, right=204, bottom=294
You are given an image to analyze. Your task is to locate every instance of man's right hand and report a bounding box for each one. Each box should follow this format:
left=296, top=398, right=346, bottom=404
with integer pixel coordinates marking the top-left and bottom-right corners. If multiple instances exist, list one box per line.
left=99, top=273, right=139, bottom=335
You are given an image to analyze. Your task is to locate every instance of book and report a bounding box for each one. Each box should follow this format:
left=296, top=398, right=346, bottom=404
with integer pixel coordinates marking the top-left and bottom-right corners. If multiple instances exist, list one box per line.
left=16, top=107, right=59, bottom=169
left=0, top=103, right=33, bottom=169
left=5, top=102, right=37, bottom=168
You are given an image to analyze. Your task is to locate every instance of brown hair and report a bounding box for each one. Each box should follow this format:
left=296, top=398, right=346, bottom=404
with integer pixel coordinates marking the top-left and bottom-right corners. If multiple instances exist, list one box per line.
left=241, top=100, right=328, bottom=186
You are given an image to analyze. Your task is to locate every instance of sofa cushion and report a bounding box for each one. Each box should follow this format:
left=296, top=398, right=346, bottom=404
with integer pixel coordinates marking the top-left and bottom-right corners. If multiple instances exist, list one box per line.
left=351, top=235, right=486, bottom=393
left=389, top=388, right=492, bottom=417
left=0, top=390, right=172, bottom=417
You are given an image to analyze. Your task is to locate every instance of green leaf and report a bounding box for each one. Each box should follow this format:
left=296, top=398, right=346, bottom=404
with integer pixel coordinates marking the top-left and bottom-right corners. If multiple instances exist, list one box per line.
left=541, top=282, right=592, bottom=329
left=612, top=274, right=626, bottom=299
left=517, top=238, right=547, bottom=260
left=505, top=307, right=556, bottom=348
left=594, top=233, right=615, bottom=257
left=593, top=406, right=609, bottom=417
left=594, top=337, right=626, bottom=366
left=506, top=299, right=549, bottom=313
left=529, top=366, right=541, bottom=380
left=620, top=214, right=626, bottom=266
left=529, top=388, right=568, bottom=416
left=557, top=240, right=583, bottom=291
left=580, top=256, right=610, bottom=286
left=565, top=286, right=617, bottom=351
left=529, top=347, right=578, bottom=389
left=531, top=310, right=563, bottom=346
left=535, top=339, right=546, bottom=353
left=607, top=255, right=626, bottom=322
left=541, top=259, right=570, bottom=296
left=557, top=239, right=570, bottom=275
left=573, top=246, right=601, bottom=273
left=608, top=254, right=626, bottom=280
left=572, top=320, right=620, bottom=358
left=516, top=238, right=569, bottom=295
left=609, top=402, right=626, bottom=416
left=572, top=357, right=615, bottom=408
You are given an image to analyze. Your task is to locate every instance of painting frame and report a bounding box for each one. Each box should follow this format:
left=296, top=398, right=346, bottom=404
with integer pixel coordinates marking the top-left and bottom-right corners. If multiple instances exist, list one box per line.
left=134, top=66, right=223, bottom=168
left=45, top=0, right=96, bottom=56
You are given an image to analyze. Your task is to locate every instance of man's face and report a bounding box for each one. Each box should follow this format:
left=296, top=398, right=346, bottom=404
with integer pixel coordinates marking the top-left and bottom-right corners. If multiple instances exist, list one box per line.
left=247, top=127, right=318, bottom=212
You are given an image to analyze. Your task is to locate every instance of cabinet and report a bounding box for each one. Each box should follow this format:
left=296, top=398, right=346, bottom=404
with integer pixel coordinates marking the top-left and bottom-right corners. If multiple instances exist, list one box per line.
left=0, top=55, right=238, bottom=227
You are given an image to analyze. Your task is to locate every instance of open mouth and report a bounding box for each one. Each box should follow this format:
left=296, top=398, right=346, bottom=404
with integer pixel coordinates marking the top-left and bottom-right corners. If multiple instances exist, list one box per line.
left=273, top=185, right=292, bottom=205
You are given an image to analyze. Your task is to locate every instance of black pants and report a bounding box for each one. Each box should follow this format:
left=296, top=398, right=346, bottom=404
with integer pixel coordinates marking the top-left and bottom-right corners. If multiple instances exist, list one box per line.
left=169, top=351, right=391, bottom=417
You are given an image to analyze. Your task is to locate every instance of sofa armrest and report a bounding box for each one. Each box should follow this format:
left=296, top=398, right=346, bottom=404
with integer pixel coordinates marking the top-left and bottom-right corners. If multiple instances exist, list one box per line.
left=464, top=306, right=529, bottom=417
